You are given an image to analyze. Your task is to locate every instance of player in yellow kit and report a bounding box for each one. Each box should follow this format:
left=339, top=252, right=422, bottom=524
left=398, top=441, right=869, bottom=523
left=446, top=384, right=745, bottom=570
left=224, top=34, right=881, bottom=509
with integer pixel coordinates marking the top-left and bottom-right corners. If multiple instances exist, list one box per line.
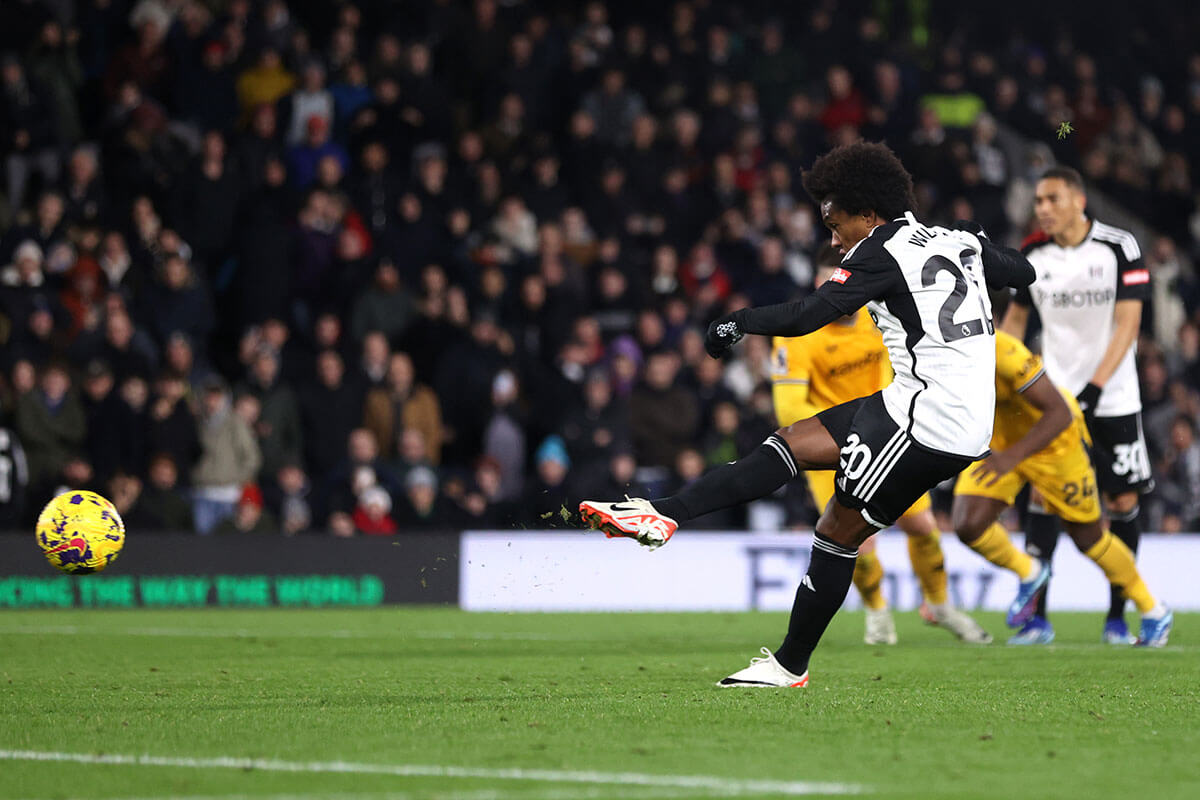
left=771, top=249, right=992, bottom=645
left=952, top=327, right=1172, bottom=646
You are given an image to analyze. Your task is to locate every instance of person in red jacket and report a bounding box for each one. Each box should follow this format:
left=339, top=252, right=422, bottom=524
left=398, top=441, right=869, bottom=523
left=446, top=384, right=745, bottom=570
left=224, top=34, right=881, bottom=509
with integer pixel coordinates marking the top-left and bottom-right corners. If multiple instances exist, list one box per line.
left=352, top=485, right=397, bottom=535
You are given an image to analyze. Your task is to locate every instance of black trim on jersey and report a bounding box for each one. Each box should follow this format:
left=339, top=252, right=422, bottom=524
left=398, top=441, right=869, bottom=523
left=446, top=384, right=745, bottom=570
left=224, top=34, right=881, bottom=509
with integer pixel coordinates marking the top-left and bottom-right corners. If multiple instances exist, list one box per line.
left=876, top=215, right=933, bottom=443
left=1091, top=221, right=1141, bottom=262
left=882, top=288, right=930, bottom=442
left=1091, top=236, right=1149, bottom=303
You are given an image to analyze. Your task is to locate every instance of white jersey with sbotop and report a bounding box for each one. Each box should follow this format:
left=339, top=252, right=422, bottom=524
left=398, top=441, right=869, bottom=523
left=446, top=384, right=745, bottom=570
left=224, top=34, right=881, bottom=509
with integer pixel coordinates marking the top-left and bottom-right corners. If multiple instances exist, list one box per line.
left=1016, top=220, right=1148, bottom=418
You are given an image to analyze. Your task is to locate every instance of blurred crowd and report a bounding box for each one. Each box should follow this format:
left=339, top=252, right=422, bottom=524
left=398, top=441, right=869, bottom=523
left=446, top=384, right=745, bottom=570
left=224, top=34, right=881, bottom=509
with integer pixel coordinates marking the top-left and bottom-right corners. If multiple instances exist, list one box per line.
left=1, top=0, right=1199, bottom=535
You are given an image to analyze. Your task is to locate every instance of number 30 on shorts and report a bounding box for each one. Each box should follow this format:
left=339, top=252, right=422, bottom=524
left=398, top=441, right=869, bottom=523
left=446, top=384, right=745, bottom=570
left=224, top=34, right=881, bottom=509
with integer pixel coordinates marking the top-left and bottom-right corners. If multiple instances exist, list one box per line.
left=839, top=433, right=873, bottom=480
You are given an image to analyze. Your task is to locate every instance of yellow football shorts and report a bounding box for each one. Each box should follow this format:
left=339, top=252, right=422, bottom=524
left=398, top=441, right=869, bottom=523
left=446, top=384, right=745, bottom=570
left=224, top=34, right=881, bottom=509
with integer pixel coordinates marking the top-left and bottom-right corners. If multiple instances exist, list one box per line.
left=805, top=470, right=931, bottom=517
left=953, top=426, right=1100, bottom=524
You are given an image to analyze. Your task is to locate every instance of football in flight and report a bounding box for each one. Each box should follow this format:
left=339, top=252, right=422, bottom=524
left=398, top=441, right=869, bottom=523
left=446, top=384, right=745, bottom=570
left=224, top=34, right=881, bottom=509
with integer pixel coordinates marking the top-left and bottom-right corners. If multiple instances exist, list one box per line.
left=35, top=490, right=126, bottom=575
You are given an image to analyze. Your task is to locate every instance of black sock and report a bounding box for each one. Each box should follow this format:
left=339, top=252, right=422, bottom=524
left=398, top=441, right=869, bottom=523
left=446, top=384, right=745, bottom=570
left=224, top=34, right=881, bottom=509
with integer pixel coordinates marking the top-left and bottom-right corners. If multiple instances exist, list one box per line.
left=774, top=534, right=858, bottom=675
left=652, top=434, right=797, bottom=522
left=1025, top=509, right=1059, bottom=619
left=1107, top=505, right=1141, bottom=620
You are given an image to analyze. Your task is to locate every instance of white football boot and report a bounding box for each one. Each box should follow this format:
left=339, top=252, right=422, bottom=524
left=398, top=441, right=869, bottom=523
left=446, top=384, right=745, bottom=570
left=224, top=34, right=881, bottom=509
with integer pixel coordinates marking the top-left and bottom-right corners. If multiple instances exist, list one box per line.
left=717, top=647, right=809, bottom=688
left=864, top=607, right=898, bottom=645
left=928, top=603, right=994, bottom=644
left=578, top=497, right=678, bottom=550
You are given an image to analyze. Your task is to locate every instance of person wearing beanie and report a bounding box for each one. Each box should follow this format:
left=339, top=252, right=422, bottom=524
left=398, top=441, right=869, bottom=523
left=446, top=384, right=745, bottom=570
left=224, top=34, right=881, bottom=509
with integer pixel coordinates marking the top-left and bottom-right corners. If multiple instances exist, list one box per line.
left=213, top=483, right=277, bottom=534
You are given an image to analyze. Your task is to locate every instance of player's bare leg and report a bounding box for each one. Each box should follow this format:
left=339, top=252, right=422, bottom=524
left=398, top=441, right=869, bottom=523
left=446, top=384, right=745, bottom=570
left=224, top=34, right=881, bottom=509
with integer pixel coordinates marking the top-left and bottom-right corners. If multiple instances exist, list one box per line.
left=776, top=415, right=845, bottom=470
left=900, top=508, right=991, bottom=643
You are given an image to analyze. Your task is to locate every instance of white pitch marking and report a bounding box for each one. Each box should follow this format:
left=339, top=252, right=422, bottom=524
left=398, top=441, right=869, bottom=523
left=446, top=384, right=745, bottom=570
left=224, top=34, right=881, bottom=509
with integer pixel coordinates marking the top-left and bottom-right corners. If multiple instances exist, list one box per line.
left=10, top=788, right=717, bottom=800
left=3, top=625, right=1194, bottom=652
left=0, top=750, right=864, bottom=796
left=0, top=626, right=556, bottom=642
left=9, top=788, right=714, bottom=800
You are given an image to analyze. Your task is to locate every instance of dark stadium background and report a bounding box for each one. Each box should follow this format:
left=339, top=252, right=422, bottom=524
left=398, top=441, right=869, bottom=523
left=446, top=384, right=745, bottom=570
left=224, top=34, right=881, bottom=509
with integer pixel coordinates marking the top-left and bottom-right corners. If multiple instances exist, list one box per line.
left=1, top=0, right=1198, bottom=541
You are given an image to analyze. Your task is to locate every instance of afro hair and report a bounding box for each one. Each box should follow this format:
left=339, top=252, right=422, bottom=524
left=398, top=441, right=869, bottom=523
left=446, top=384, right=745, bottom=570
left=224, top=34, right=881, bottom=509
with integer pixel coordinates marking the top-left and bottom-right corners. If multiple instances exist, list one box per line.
left=801, top=142, right=917, bottom=222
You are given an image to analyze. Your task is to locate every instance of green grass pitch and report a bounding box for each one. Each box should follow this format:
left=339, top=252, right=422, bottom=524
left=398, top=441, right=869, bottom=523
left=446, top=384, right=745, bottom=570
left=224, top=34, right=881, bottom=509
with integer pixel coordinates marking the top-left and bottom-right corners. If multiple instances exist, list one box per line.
left=1, top=608, right=1197, bottom=799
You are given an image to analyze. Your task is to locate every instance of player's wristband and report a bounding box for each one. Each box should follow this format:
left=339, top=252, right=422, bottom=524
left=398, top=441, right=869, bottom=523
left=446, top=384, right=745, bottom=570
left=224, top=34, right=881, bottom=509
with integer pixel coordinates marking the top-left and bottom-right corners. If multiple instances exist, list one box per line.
left=1076, top=383, right=1102, bottom=415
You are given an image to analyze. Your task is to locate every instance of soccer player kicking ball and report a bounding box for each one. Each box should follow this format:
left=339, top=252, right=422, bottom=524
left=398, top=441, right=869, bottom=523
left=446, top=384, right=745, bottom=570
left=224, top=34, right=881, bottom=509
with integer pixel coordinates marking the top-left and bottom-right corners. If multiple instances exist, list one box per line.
left=951, top=327, right=1172, bottom=646
left=580, top=142, right=1034, bottom=687
left=772, top=246, right=991, bottom=646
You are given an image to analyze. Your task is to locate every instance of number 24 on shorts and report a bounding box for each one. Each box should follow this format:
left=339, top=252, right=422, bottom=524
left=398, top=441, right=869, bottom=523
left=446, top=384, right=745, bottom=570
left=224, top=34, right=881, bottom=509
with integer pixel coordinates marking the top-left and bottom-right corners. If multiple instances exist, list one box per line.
left=1061, top=475, right=1096, bottom=507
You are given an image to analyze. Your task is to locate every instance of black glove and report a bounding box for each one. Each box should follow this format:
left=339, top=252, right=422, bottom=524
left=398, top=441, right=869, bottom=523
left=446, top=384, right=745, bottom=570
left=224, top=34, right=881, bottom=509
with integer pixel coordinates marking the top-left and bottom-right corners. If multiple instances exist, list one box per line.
left=952, top=219, right=989, bottom=240
left=705, top=312, right=745, bottom=359
left=1076, top=382, right=1102, bottom=419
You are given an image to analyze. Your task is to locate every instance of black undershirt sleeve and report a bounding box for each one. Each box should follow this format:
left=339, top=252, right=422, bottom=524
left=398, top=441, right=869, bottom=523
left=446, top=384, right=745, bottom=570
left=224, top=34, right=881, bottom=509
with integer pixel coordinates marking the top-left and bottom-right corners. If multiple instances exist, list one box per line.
left=979, top=238, right=1036, bottom=290
left=729, top=294, right=846, bottom=338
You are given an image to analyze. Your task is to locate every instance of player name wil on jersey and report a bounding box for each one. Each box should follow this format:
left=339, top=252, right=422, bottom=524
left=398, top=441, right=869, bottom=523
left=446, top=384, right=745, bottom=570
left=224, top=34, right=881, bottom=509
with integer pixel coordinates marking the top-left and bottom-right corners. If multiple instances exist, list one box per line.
left=1017, top=221, right=1148, bottom=418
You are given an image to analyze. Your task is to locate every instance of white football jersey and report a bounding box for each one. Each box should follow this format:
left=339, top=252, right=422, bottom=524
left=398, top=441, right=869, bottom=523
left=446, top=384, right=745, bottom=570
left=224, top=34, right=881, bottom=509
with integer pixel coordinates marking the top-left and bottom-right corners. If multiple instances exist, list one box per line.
left=820, top=212, right=997, bottom=459
left=1017, top=221, right=1147, bottom=417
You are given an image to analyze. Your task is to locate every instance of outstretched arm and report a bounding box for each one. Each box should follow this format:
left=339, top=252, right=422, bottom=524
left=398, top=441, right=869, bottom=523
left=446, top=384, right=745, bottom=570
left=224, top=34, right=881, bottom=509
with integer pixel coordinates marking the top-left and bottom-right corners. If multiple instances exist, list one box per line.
left=705, top=294, right=845, bottom=357
left=732, top=294, right=845, bottom=338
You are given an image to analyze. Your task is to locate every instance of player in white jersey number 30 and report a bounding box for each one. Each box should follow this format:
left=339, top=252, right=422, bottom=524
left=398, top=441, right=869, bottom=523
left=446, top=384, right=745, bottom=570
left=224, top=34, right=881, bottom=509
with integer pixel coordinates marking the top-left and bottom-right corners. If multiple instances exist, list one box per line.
left=579, top=143, right=1036, bottom=687
left=1002, top=166, right=1155, bottom=645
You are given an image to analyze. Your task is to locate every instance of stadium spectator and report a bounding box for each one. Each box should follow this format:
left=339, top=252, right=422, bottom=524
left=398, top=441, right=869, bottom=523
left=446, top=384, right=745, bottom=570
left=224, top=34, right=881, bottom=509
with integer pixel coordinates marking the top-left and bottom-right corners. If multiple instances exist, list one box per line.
left=190, top=376, right=261, bottom=534
left=482, top=369, right=525, bottom=502
left=350, top=260, right=415, bottom=343
left=81, top=359, right=132, bottom=484
left=298, top=349, right=361, bottom=481
left=392, top=464, right=450, bottom=529
left=362, top=351, right=443, bottom=463
left=1, top=55, right=60, bottom=209
left=287, top=114, right=347, bottom=190
left=520, top=435, right=572, bottom=526
left=124, top=452, right=193, bottom=532
left=72, top=308, right=157, bottom=383
left=630, top=350, right=700, bottom=470
left=1158, top=415, right=1200, bottom=532
left=213, top=484, right=277, bottom=535
left=352, top=484, right=397, bottom=535
left=238, top=347, right=302, bottom=479
left=16, top=362, right=87, bottom=497
left=323, top=426, right=398, bottom=522
left=270, top=462, right=313, bottom=536
left=142, top=254, right=214, bottom=350
left=235, top=46, right=294, bottom=120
